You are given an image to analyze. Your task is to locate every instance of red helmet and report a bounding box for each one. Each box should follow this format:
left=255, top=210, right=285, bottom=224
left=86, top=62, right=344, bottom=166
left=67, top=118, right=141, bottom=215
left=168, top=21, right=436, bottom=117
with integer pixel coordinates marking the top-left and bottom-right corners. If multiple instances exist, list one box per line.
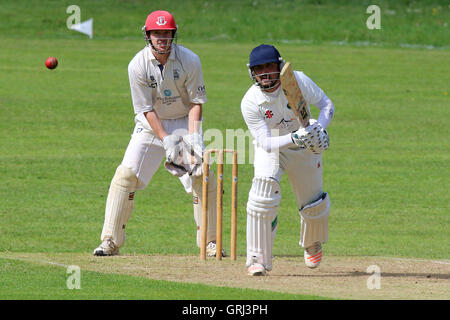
left=144, top=10, right=177, bottom=32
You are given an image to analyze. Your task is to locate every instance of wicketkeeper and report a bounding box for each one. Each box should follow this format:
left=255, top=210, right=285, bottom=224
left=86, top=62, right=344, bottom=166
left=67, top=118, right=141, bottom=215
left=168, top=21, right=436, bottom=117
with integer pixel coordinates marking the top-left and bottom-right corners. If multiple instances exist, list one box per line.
left=241, top=45, right=335, bottom=276
left=93, top=10, right=221, bottom=257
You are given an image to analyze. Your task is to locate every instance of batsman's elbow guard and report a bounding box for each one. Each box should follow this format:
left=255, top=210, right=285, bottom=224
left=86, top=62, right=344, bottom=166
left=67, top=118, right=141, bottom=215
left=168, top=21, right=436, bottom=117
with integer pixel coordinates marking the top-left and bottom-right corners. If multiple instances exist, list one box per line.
left=299, top=192, right=330, bottom=248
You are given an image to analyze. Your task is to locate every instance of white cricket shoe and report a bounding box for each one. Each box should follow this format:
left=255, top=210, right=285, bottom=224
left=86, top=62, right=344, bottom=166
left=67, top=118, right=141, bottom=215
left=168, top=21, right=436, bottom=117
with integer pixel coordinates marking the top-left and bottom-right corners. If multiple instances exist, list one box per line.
left=206, top=241, right=226, bottom=257
left=93, top=238, right=119, bottom=256
left=304, top=242, right=322, bottom=268
left=247, top=257, right=266, bottom=276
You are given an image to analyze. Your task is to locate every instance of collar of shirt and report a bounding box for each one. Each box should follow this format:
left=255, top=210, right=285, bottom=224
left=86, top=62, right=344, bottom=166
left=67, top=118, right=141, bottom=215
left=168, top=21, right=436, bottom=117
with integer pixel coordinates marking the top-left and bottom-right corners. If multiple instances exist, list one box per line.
left=252, top=85, right=282, bottom=106
left=146, top=45, right=176, bottom=65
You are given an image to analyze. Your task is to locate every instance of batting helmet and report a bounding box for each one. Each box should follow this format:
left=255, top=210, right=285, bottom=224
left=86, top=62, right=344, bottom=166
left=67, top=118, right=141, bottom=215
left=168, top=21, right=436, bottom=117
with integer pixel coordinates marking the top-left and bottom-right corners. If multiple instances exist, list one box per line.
left=142, top=10, right=177, bottom=53
left=144, top=10, right=177, bottom=32
left=247, top=44, right=285, bottom=90
left=248, top=44, right=283, bottom=69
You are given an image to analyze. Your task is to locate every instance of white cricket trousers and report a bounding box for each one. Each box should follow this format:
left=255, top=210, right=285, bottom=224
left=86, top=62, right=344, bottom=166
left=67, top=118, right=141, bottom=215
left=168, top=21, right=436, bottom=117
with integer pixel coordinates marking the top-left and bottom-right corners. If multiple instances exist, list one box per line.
left=253, top=146, right=323, bottom=208
left=100, top=116, right=217, bottom=248
left=246, top=145, right=324, bottom=268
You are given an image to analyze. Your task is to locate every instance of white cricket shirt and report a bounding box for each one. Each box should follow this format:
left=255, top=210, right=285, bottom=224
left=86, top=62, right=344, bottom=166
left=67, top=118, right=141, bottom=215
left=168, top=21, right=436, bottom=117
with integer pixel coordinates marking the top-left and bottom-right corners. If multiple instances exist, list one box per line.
left=128, top=44, right=207, bottom=126
left=241, top=71, right=327, bottom=151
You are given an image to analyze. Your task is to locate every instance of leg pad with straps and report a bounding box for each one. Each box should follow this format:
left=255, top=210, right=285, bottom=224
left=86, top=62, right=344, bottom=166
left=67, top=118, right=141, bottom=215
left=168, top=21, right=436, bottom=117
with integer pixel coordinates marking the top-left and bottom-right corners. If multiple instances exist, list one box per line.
left=101, top=165, right=138, bottom=248
left=299, top=192, right=330, bottom=248
left=246, top=176, right=281, bottom=271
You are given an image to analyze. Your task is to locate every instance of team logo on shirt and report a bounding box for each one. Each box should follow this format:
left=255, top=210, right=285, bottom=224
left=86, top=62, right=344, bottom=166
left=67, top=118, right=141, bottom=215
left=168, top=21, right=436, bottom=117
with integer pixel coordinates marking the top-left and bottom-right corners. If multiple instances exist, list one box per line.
left=173, top=68, right=180, bottom=80
left=148, top=75, right=157, bottom=88
left=164, top=89, right=172, bottom=96
left=197, top=85, right=206, bottom=96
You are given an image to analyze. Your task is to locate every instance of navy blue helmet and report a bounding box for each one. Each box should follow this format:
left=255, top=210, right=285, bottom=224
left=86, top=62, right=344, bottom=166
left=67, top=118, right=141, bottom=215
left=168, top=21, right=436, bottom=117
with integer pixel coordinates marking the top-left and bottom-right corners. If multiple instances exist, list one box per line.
left=249, top=44, right=282, bottom=68
left=247, top=44, right=285, bottom=90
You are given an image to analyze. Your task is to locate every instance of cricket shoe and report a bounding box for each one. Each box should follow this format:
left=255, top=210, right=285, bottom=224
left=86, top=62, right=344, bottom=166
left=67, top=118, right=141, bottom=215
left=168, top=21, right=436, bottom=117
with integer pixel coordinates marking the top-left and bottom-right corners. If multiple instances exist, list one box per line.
left=304, top=242, right=322, bottom=268
left=93, top=238, right=120, bottom=256
left=206, top=241, right=226, bottom=257
left=247, top=257, right=266, bottom=276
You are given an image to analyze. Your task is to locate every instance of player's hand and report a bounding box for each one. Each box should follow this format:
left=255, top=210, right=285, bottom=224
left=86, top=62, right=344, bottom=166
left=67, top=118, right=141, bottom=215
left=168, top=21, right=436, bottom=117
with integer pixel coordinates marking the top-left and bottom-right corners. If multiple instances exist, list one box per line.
left=162, top=134, right=183, bottom=163
left=291, top=119, right=329, bottom=154
left=182, top=133, right=203, bottom=165
left=164, top=161, right=188, bottom=177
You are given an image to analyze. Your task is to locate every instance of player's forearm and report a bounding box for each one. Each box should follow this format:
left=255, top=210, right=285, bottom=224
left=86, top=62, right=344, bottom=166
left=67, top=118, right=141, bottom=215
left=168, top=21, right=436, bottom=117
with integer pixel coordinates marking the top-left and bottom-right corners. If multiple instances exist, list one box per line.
left=316, top=94, right=334, bottom=129
left=144, top=111, right=168, bottom=140
left=252, top=125, right=295, bottom=152
left=188, top=103, right=202, bottom=134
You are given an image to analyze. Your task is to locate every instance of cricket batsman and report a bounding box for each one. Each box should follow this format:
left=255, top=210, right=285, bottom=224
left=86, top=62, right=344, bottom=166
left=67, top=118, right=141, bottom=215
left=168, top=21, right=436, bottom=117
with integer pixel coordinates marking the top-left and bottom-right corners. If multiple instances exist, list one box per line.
left=93, top=10, right=221, bottom=257
left=241, top=45, right=335, bottom=276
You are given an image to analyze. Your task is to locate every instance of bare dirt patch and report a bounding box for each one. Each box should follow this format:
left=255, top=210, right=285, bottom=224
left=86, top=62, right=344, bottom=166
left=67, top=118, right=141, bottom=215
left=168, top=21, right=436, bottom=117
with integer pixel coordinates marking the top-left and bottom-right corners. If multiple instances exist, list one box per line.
left=2, top=253, right=449, bottom=300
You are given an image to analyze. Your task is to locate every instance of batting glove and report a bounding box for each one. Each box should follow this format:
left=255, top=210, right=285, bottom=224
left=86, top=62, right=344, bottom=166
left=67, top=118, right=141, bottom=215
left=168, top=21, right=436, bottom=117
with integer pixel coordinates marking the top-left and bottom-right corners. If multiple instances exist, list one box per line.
left=291, top=119, right=329, bottom=154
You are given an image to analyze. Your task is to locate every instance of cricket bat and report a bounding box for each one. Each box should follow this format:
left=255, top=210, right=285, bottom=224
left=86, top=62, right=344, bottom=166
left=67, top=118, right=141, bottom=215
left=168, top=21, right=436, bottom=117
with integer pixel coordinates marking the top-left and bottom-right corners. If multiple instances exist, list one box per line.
left=280, top=62, right=311, bottom=128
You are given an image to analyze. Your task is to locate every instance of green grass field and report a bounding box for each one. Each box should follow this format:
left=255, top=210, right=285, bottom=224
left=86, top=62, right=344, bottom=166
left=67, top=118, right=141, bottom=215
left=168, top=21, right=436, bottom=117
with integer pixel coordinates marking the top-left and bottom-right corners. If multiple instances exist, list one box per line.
left=0, top=0, right=449, bottom=302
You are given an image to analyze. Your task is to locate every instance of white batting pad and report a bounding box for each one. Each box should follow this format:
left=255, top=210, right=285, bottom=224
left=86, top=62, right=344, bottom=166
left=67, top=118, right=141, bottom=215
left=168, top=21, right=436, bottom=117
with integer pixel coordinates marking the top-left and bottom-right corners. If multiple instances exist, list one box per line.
left=299, top=192, right=330, bottom=248
left=246, top=177, right=281, bottom=271
left=192, top=170, right=217, bottom=247
left=100, top=165, right=138, bottom=248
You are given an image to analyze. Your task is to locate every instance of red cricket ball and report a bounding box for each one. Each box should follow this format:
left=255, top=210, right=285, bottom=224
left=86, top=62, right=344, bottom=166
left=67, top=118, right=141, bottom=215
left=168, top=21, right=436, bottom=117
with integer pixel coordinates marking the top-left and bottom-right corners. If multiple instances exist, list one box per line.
left=45, top=57, right=58, bottom=69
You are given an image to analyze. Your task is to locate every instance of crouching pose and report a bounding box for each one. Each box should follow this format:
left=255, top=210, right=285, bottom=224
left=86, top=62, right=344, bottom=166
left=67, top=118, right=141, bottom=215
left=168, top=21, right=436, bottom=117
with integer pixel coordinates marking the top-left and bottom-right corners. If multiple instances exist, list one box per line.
left=241, top=44, right=335, bottom=276
left=93, top=10, right=221, bottom=257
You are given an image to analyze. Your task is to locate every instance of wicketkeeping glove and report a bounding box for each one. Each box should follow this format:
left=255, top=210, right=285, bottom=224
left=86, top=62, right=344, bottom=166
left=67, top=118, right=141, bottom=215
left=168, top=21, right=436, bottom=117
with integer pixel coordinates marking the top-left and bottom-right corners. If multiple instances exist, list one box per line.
left=162, top=134, right=183, bottom=163
left=180, top=133, right=204, bottom=177
left=291, top=119, right=330, bottom=154
left=182, top=133, right=203, bottom=165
